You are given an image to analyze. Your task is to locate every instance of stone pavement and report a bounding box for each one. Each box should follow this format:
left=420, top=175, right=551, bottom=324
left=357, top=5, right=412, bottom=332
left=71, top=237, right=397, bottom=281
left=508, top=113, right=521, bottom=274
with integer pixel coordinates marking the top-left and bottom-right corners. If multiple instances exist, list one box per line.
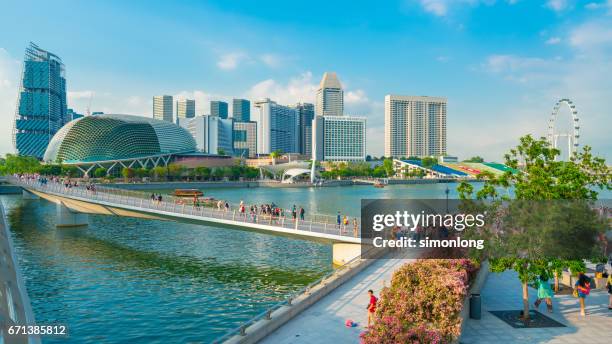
left=260, top=257, right=414, bottom=344
left=460, top=271, right=612, bottom=344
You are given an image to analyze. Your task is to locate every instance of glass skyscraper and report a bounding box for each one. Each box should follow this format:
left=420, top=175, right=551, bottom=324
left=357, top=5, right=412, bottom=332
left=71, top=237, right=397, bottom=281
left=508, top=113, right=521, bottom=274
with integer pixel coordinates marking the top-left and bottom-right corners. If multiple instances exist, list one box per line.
left=232, top=98, right=250, bottom=122
left=293, top=102, right=315, bottom=156
left=211, top=100, right=228, bottom=119
left=13, top=42, right=68, bottom=159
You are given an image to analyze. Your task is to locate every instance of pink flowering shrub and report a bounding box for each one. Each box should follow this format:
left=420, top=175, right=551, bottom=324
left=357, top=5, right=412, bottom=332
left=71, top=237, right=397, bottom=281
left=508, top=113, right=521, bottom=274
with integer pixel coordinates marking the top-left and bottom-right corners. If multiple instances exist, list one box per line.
left=361, top=259, right=479, bottom=344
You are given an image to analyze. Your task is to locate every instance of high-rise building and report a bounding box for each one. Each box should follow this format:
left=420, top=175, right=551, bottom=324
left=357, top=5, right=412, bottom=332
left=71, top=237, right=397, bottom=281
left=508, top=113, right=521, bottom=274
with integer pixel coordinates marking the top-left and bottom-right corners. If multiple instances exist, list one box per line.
left=233, top=121, right=257, bottom=158
left=153, top=95, right=173, bottom=122
left=316, top=72, right=343, bottom=117
left=176, top=99, right=195, bottom=119
left=312, top=116, right=367, bottom=161
left=211, top=100, right=228, bottom=119
left=13, top=42, right=68, bottom=159
left=178, top=115, right=233, bottom=155
left=255, top=98, right=299, bottom=155
left=293, top=102, right=315, bottom=156
left=232, top=99, right=250, bottom=122
left=384, top=95, right=447, bottom=158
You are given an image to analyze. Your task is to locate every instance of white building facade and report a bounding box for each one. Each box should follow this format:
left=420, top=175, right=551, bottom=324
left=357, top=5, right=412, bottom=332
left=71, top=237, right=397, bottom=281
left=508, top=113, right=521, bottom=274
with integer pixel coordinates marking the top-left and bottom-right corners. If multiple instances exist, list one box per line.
left=255, top=98, right=299, bottom=155
left=178, top=115, right=233, bottom=155
left=384, top=95, right=447, bottom=158
left=313, top=115, right=367, bottom=161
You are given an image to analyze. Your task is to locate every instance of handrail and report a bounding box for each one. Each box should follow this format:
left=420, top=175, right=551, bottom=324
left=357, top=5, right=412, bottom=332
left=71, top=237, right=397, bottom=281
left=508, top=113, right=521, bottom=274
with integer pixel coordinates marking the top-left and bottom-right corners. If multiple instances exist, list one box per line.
left=210, top=246, right=376, bottom=344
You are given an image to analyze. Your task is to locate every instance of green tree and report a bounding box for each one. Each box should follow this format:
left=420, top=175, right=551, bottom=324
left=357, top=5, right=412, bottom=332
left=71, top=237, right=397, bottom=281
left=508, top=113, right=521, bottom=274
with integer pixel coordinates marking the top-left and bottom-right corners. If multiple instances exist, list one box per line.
left=135, top=167, right=149, bottom=179
left=382, top=158, right=395, bottom=177
left=194, top=166, right=211, bottom=181
left=0, top=154, right=41, bottom=175
left=458, top=135, right=611, bottom=320
left=93, top=167, right=107, bottom=178
left=218, top=148, right=227, bottom=156
left=38, top=164, right=62, bottom=176
left=121, top=167, right=135, bottom=181
left=150, top=166, right=167, bottom=181
left=421, top=156, right=438, bottom=169
left=61, top=165, right=79, bottom=177
left=270, top=150, right=282, bottom=165
left=167, top=164, right=185, bottom=180
left=464, top=156, right=484, bottom=163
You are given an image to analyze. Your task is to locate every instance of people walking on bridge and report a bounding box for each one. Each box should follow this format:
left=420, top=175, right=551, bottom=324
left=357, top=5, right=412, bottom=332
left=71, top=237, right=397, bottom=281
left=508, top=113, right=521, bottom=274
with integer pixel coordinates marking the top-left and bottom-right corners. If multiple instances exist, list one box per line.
left=291, top=205, right=297, bottom=221
left=353, top=218, right=359, bottom=237
left=574, top=272, right=591, bottom=316
left=342, top=215, right=349, bottom=234
left=336, top=212, right=341, bottom=230
left=367, top=289, right=378, bottom=327
left=299, top=207, right=305, bottom=221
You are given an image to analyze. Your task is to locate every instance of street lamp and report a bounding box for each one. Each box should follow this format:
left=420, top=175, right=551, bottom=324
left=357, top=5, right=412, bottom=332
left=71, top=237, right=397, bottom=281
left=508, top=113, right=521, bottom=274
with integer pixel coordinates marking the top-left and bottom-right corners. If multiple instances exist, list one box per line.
left=445, top=185, right=450, bottom=213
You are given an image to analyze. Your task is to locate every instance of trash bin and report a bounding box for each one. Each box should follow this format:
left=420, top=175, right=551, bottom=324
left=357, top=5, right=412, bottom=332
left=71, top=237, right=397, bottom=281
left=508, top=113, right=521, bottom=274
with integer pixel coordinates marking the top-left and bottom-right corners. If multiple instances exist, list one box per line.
left=470, top=293, right=481, bottom=319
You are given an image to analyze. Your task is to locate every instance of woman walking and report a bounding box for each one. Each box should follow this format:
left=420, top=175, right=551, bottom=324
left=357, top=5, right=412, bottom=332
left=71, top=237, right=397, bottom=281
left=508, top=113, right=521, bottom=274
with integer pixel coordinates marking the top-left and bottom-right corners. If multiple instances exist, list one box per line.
left=574, top=272, right=591, bottom=316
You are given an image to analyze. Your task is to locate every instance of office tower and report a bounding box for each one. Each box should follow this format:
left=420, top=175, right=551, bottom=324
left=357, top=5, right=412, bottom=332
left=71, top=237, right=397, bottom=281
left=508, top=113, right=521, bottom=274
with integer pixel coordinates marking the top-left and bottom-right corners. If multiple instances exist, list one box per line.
left=293, top=102, right=315, bottom=156
left=178, top=115, right=233, bottom=155
left=384, top=95, right=447, bottom=158
left=210, top=100, right=228, bottom=119
left=254, top=98, right=299, bottom=155
left=176, top=99, right=195, bottom=119
left=13, top=42, right=68, bottom=159
left=312, top=116, right=367, bottom=161
left=232, top=98, right=250, bottom=122
left=316, top=72, right=343, bottom=117
left=153, top=95, right=173, bottom=122
left=233, top=121, right=257, bottom=158
left=67, top=108, right=83, bottom=121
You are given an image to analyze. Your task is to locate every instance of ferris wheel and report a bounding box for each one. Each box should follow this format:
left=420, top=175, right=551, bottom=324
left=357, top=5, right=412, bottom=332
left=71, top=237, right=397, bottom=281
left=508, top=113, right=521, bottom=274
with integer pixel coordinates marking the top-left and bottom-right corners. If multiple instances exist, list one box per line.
left=547, top=98, right=580, bottom=160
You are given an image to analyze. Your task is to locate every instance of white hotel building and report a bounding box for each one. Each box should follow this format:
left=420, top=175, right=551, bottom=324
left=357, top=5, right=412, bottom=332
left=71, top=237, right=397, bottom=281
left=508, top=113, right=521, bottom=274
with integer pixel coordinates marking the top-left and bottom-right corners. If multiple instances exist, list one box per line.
left=312, top=72, right=367, bottom=161
left=384, top=95, right=447, bottom=158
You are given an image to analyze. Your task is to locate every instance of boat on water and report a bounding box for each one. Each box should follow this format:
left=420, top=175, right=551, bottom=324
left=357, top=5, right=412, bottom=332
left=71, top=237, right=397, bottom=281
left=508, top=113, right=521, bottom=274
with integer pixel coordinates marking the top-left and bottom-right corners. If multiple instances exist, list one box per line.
left=173, top=189, right=204, bottom=197
left=373, top=182, right=385, bottom=188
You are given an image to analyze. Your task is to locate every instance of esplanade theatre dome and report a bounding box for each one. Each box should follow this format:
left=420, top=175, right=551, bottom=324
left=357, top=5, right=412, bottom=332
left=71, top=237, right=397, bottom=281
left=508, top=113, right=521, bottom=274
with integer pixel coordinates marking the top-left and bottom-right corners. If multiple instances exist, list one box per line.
left=43, top=114, right=196, bottom=163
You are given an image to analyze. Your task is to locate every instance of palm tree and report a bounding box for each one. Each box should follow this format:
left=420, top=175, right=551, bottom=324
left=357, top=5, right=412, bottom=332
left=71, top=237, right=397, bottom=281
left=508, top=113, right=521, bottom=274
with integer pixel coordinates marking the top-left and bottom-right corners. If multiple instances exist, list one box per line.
left=270, top=150, right=282, bottom=166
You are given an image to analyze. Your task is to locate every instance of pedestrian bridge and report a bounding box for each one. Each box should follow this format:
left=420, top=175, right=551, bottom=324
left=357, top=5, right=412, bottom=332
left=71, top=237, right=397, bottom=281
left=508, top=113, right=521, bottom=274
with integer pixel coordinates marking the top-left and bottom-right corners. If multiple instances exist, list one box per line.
left=11, top=178, right=363, bottom=265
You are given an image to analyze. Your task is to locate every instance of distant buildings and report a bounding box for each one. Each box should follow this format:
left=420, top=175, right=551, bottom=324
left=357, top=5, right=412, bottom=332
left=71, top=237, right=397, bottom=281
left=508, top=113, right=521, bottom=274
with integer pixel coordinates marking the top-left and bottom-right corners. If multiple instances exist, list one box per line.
left=178, top=115, right=233, bottom=155
left=255, top=98, right=299, bottom=155
left=14, top=42, right=68, bottom=159
left=211, top=100, right=228, bottom=119
left=233, top=121, right=257, bottom=158
left=316, top=72, right=343, bottom=117
left=176, top=99, right=195, bottom=119
left=312, top=72, right=367, bottom=161
left=384, top=95, right=447, bottom=158
left=153, top=95, right=173, bottom=122
left=293, top=103, right=315, bottom=156
left=232, top=99, right=250, bottom=122
left=67, top=108, right=84, bottom=121
left=313, top=115, right=367, bottom=161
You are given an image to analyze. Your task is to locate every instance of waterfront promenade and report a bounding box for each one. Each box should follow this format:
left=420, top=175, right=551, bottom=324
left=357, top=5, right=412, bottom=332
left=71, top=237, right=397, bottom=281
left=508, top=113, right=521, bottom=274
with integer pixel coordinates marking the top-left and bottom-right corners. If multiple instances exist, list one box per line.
left=460, top=270, right=612, bottom=344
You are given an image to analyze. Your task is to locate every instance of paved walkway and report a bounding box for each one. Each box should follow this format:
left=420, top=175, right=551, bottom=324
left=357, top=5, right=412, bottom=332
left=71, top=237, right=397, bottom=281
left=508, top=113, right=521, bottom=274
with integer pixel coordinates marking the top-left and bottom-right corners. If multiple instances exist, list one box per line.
left=461, top=271, right=612, bottom=344
left=260, top=257, right=414, bottom=344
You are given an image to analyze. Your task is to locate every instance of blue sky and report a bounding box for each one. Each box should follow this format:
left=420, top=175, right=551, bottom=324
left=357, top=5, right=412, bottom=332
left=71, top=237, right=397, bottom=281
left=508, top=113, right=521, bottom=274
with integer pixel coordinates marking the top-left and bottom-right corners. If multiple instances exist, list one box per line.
left=0, top=0, right=611, bottom=160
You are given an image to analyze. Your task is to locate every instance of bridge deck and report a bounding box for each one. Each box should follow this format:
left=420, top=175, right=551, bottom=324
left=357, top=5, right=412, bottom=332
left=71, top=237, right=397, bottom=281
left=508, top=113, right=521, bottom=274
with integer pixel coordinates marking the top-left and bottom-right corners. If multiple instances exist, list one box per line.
left=13, top=178, right=361, bottom=244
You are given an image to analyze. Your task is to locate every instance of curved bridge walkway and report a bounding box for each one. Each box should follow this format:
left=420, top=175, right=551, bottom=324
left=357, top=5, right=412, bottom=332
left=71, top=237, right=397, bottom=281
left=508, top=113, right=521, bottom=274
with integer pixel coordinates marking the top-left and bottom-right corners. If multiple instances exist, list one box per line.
left=11, top=177, right=361, bottom=244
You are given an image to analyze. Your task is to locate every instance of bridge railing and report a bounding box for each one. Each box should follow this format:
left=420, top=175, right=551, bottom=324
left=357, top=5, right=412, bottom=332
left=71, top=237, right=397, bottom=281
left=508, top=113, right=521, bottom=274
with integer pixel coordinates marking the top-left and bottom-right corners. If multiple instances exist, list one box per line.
left=12, top=177, right=361, bottom=238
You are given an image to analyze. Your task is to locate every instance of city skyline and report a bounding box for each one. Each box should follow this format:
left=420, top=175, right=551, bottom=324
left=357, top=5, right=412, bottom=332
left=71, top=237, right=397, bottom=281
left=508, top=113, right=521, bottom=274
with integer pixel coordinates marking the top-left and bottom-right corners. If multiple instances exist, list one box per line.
left=0, top=1, right=611, bottom=160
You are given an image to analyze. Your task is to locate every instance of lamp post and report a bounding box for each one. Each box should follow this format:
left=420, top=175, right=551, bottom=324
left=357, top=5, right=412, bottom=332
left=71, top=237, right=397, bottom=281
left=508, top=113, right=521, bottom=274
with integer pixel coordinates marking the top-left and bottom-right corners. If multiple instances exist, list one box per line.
left=445, top=185, right=450, bottom=213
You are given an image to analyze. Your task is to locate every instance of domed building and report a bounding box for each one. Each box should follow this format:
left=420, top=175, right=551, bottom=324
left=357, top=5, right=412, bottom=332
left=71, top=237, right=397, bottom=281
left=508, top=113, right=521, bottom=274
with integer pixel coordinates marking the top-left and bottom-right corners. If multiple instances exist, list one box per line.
left=44, top=114, right=196, bottom=175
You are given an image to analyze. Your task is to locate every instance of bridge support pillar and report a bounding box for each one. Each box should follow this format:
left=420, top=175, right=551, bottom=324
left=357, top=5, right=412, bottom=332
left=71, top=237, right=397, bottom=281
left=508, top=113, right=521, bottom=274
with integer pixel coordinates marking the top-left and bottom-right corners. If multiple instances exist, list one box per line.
left=22, top=189, right=39, bottom=200
left=56, top=202, right=88, bottom=227
left=332, top=243, right=361, bottom=266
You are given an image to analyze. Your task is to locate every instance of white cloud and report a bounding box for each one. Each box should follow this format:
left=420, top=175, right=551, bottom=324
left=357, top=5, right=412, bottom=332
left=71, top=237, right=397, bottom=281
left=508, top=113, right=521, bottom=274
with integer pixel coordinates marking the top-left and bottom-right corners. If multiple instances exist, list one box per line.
left=420, top=0, right=449, bottom=16
left=0, top=48, right=21, bottom=156
left=259, top=54, right=282, bottom=68
left=569, top=20, right=612, bottom=50
left=483, top=54, right=548, bottom=74
left=546, top=0, right=568, bottom=12
left=545, top=37, right=562, bottom=45
left=436, top=55, right=451, bottom=62
left=415, top=0, right=496, bottom=17
left=246, top=72, right=318, bottom=105
left=584, top=1, right=612, bottom=10
left=217, top=52, right=249, bottom=70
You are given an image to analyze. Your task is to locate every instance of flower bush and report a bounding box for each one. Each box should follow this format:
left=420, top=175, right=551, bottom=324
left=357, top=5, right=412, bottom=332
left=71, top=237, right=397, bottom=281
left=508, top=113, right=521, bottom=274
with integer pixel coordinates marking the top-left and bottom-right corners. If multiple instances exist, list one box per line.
left=361, top=259, right=478, bottom=344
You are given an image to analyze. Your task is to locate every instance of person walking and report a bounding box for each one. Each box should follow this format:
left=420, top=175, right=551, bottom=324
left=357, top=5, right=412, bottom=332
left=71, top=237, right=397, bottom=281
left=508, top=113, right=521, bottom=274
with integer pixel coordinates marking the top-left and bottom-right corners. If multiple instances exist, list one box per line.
left=606, top=274, right=612, bottom=310
left=336, top=212, right=342, bottom=230
left=367, top=289, right=378, bottom=327
left=353, top=218, right=359, bottom=237
left=342, top=215, right=349, bottom=234
left=574, top=272, right=591, bottom=316
left=534, top=273, right=554, bottom=313
left=299, top=207, right=305, bottom=221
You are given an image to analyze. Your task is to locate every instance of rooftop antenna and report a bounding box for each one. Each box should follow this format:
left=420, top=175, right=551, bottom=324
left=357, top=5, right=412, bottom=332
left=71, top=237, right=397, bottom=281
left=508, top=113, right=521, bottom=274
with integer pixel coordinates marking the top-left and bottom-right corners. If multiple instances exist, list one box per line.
left=86, top=92, right=94, bottom=116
